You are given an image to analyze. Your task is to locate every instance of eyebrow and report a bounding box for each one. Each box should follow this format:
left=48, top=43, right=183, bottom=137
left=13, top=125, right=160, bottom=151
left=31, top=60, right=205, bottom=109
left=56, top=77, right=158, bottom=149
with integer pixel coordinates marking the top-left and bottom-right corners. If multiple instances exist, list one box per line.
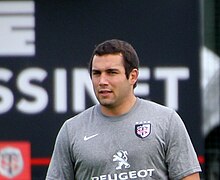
left=92, top=68, right=120, bottom=72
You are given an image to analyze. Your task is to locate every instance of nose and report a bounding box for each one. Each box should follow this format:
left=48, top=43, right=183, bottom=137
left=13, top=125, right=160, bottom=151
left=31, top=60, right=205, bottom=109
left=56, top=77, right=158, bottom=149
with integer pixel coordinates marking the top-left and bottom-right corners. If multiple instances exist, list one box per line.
left=99, top=73, right=108, bottom=86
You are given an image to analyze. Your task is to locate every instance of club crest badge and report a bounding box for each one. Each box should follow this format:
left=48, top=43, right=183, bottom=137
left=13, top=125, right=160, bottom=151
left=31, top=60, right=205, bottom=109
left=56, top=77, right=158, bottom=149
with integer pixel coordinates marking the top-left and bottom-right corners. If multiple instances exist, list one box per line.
left=135, top=121, right=151, bottom=138
left=0, top=147, right=24, bottom=178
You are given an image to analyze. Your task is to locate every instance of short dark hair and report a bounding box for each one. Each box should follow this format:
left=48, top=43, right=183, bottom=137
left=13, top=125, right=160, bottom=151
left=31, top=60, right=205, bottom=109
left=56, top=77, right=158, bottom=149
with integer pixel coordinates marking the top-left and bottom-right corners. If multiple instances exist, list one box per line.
left=89, top=39, right=139, bottom=88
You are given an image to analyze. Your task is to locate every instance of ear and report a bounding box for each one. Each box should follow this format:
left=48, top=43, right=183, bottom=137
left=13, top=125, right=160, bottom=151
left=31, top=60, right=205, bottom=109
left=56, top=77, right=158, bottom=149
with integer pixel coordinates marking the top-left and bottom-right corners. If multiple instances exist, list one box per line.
left=129, top=69, right=139, bottom=85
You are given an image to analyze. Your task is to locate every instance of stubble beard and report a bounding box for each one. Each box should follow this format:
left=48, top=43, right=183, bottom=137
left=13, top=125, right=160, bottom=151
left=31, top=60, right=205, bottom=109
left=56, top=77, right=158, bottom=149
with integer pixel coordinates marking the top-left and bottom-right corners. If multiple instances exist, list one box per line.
left=98, top=97, right=115, bottom=108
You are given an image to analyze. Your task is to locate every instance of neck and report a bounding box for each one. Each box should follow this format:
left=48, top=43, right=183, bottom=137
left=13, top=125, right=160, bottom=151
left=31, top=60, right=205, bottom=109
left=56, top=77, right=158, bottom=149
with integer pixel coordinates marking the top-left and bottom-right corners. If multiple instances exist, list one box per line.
left=101, top=96, right=137, bottom=116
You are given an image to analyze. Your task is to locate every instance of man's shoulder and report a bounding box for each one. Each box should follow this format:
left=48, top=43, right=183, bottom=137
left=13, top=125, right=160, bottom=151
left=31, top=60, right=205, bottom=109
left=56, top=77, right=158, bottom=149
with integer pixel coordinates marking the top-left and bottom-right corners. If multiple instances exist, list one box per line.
left=138, top=98, right=173, bottom=112
left=65, top=105, right=98, bottom=125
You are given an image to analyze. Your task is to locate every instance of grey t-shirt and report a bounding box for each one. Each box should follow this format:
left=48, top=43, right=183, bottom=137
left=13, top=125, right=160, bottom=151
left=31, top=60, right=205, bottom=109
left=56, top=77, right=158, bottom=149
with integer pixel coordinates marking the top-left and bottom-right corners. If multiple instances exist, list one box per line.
left=46, top=98, right=201, bottom=180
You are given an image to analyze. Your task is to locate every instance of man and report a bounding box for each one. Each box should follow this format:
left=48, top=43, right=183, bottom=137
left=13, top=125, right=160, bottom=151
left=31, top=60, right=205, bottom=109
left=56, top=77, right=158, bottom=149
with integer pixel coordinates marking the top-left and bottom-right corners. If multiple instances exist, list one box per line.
left=46, top=39, right=201, bottom=179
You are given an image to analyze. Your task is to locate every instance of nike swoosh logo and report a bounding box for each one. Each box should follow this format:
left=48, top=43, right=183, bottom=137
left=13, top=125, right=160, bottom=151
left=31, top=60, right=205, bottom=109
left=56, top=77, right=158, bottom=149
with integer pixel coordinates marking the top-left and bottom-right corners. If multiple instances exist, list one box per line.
left=84, top=134, right=99, bottom=141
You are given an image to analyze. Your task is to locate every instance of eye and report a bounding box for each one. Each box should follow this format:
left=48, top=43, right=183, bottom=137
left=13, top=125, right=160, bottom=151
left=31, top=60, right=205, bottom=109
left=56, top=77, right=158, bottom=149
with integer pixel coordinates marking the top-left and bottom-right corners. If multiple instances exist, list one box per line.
left=107, top=69, right=118, bottom=75
left=110, top=71, right=117, bottom=74
left=92, top=70, right=101, bottom=76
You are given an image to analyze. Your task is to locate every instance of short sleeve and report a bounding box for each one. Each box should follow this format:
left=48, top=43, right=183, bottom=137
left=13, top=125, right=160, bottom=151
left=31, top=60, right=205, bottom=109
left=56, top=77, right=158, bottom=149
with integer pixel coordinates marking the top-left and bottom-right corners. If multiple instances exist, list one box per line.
left=165, top=111, right=201, bottom=179
left=46, top=122, right=74, bottom=180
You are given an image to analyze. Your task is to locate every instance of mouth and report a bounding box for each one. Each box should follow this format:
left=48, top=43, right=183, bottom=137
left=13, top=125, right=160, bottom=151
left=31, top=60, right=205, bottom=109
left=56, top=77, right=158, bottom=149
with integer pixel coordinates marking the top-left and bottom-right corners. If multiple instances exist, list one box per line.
left=98, top=89, right=112, bottom=96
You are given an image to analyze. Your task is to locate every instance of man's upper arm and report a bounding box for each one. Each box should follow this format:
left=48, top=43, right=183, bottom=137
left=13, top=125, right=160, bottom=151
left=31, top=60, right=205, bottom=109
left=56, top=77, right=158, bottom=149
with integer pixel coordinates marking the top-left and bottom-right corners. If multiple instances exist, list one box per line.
left=166, top=111, right=202, bottom=179
left=182, top=173, right=200, bottom=180
left=46, top=122, right=74, bottom=179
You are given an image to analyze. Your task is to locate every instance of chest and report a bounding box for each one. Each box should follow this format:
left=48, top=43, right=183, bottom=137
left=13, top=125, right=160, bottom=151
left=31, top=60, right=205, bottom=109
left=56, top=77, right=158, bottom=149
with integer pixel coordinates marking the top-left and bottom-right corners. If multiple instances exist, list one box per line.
left=72, top=120, right=166, bottom=170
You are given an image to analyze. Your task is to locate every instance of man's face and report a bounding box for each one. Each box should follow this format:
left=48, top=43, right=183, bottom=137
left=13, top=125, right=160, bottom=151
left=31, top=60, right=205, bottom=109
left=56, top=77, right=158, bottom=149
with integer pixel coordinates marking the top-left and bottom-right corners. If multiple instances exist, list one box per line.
left=91, top=54, right=135, bottom=109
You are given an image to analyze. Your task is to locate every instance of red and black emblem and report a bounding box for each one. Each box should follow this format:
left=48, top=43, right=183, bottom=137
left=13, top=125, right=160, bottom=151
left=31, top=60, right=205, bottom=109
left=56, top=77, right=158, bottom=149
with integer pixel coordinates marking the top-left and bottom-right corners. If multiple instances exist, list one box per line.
left=135, top=121, right=151, bottom=138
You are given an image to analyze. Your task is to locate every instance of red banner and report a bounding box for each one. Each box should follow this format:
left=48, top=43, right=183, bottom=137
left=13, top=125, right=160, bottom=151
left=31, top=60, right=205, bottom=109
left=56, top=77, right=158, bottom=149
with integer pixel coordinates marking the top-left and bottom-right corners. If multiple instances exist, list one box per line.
left=0, top=142, right=31, bottom=180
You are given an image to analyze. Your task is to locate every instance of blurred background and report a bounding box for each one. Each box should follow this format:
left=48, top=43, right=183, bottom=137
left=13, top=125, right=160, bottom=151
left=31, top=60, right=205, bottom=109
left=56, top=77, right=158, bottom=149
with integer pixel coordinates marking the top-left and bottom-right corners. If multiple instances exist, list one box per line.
left=0, top=0, right=219, bottom=179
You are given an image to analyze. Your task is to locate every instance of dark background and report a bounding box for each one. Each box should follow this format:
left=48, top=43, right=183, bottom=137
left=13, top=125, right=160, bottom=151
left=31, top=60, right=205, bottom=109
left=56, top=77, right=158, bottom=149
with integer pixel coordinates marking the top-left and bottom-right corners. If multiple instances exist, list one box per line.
left=0, top=1, right=203, bottom=179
